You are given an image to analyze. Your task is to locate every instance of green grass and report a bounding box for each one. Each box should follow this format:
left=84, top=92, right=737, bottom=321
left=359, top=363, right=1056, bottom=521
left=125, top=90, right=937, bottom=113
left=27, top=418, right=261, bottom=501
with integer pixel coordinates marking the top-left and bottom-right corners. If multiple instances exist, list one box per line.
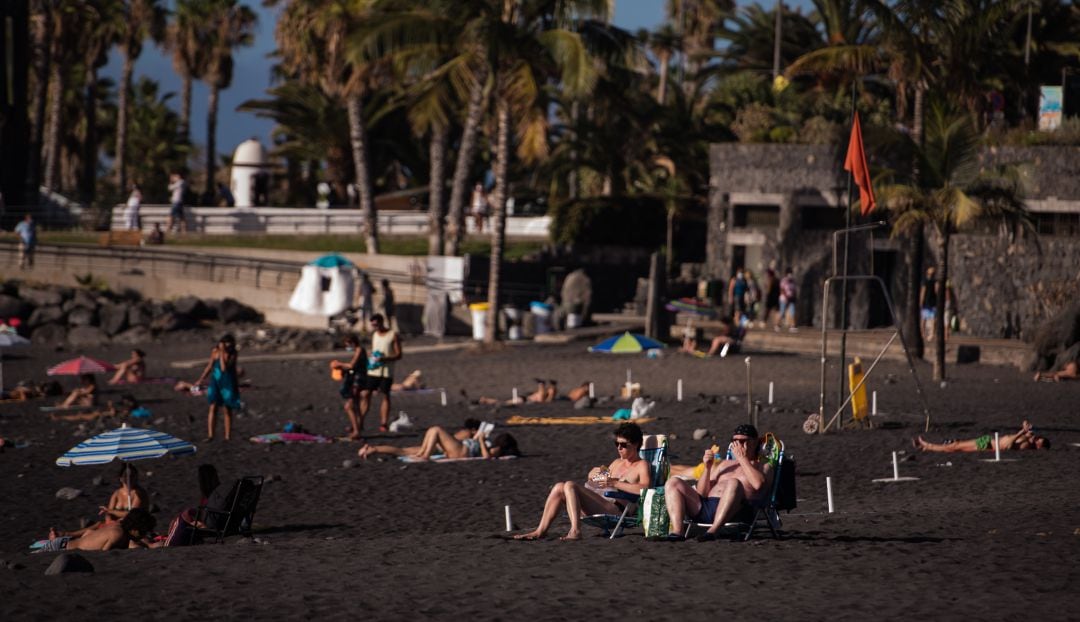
left=38, top=232, right=546, bottom=260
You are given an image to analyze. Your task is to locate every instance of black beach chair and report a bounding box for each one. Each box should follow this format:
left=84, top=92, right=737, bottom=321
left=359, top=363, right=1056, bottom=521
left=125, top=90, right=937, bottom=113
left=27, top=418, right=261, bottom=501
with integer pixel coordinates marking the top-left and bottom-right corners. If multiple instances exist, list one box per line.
left=194, top=475, right=264, bottom=543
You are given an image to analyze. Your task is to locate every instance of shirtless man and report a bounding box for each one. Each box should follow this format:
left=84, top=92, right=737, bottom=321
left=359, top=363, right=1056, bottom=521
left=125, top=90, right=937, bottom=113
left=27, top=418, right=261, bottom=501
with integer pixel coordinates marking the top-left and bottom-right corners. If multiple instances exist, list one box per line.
left=660, top=423, right=770, bottom=541
left=44, top=508, right=156, bottom=552
left=913, top=419, right=1050, bottom=452
left=108, top=349, right=147, bottom=385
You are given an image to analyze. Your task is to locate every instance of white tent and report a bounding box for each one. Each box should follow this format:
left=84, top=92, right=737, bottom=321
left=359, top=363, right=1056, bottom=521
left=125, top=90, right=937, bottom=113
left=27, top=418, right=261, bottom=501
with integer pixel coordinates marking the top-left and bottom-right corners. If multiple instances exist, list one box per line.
left=288, top=255, right=355, bottom=317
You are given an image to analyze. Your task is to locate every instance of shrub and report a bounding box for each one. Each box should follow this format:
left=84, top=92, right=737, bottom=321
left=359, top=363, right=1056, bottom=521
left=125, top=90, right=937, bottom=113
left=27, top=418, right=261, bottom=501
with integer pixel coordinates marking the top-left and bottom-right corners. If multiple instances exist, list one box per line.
left=549, top=196, right=666, bottom=247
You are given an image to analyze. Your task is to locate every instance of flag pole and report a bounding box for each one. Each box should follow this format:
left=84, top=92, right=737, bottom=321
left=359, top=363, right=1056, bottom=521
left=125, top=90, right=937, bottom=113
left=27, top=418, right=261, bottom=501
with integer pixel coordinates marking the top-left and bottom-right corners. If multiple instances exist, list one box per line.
left=837, top=84, right=857, bottom=417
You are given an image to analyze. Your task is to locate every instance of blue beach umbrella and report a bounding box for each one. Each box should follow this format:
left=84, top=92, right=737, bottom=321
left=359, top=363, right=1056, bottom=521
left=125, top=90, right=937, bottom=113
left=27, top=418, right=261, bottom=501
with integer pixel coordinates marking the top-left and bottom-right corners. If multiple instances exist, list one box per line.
left=309, top=254, right=354, bottom=268
left=588, top=332, right=666, bottom=354
left=56, top=424, right=196, bottom=467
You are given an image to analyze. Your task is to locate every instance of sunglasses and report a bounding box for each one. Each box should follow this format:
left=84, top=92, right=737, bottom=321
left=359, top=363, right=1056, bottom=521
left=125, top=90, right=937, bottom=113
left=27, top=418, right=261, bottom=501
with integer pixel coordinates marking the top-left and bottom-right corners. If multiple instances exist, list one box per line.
left=731, top=437, right=752, bottom=444
left=614, top=441, right=632, bottom=449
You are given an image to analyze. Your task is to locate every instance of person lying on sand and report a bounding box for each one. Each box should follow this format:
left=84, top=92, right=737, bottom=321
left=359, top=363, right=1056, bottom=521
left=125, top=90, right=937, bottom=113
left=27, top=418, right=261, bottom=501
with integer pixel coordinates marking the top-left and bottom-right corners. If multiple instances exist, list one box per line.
left=657, top=424, right=770, bottom=542
left=566, top=382, right=590, bottom=403
left=1034, top=360, right=1078, bottom=382
left=49, top=394, right=142, bottom=422
left=58, top=373, right=98, bottom=408
left=391, top=369, right=424, bottom=392
left=1, top=381, right=54, bottom=401
left=514, top=422, right=650, bottom=542
left=53, top=463, right=149, bottom=538
left=41, top=508, right=156, bottom=552
left=108, top=349, right=146, bottom=385
left=358, top=419, right=519, bottom=460
left=463, top=379, right=559, bottom=406
left=913, top=420, right=1050, bottom=452
left=681, top=320, right=740, bottom=358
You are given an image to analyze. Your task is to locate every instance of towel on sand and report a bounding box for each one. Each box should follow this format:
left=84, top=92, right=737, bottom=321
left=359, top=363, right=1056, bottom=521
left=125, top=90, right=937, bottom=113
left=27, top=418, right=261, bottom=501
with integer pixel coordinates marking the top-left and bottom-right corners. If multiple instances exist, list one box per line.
left=250, top=432, right=333, bottom=444
left=506, top=415, right=656, bottom=426
left=397, top=454, right=517, bottom=463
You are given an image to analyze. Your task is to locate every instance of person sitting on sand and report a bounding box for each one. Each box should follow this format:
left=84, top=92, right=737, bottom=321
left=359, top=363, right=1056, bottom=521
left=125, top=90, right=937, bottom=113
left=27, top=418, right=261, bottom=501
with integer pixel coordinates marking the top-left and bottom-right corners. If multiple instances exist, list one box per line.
left=358, top=419, right=519, bottom=461
left=658, top=424, right=770, bottom=542
left=514, top=422, right=651, bottom=542
left=913, top=420, right=1050, bottom=453
left=681, top=320, right=740, bottom=358
left=1034, top=360, right=1078, bottom=382
left=391, top=369, right=425, bottom=392
left=53, top=463, right=148, bottom=538
left=50, top=394, right=144, bottom=422
left=58, top=373, right=98, bottom=408
left=42, top=508, right=156, bottom=552
left=108, top=349, right=147, bottom=385
left=330, top=334, right=367, bottom=440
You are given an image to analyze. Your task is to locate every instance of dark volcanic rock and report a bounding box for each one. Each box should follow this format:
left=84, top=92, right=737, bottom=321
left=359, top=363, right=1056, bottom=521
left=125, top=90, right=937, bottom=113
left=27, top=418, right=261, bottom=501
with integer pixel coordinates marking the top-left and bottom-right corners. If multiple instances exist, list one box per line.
left=218, top=298, right=262, bottom=324
left=112, top=326, right=153, bottom=345
left=0, top=294, right=32, bottom=319
left=28, top=305, right=65, bottom=327
left=1030, top=303, right=1080, bottom=371
left=174, top=296, right=215, bottom=320
left=98, top=303, right=129, bottom=336
left=127, top=303, right=152, bottom=327
left=71, top=289, right=98, bottom=310
left=67, top=325, right=109, bottom=347
left=67, top=307, right=98, bottom=327
left=44, top=553, right=94, bottom=575
left=31, top=324, right=67, bottom=345
left=20, top=287, right=62, bottom=307
left=150, top=311, right=194, bottom=332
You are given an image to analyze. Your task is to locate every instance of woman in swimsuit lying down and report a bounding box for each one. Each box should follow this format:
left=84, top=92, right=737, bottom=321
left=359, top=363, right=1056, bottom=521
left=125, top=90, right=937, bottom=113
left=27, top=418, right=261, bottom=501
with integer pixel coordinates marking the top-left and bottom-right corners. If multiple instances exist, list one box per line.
left=514, top=422, right=651, bottom=542
left=913, top=420, right=1050, bottom=453
left=357, top=418, right=520, bottom=460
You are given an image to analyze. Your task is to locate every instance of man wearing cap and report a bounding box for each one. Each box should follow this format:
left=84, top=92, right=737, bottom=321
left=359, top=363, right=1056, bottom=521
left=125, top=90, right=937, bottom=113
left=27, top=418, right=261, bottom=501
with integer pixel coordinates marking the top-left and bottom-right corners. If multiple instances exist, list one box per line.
left=658, top=424, right=771, bottom=541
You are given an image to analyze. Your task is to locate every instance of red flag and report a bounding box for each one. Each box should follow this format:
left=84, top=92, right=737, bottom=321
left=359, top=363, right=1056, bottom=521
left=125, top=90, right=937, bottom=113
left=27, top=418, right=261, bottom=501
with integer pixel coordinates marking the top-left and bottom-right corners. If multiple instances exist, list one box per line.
left=844, top=112, right=876, bottom=216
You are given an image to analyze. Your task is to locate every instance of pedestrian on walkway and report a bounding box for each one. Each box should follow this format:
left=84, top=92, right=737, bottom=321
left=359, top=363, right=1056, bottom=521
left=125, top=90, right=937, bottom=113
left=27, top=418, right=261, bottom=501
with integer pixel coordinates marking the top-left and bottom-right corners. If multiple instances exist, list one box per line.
left=15, top=214, right=36, bottom=269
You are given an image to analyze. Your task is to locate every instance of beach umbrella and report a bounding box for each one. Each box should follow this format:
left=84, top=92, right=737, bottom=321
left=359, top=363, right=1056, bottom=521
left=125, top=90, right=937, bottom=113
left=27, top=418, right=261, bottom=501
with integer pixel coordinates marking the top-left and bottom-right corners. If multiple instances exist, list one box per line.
left=0, top=326, right=30, bottom=392
left=46, top=356, right=115, bottom=376
left=56, top=423, right=196, bottom=467
left=309, top=254, right=354, bottom=268
left=588, top=332, right=666, bottom=354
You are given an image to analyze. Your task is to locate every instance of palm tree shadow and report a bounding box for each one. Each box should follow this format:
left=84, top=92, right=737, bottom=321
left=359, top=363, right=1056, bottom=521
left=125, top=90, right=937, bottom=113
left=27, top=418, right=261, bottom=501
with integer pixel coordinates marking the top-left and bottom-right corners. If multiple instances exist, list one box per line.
left=254, top=523, right=348, bottom=535
left=781, top=532, right=956, bottom=544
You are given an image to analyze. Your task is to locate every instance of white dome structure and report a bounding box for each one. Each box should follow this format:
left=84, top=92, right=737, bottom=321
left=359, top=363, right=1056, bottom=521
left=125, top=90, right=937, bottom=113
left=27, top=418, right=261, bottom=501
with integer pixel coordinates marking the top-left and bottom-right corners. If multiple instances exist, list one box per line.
left=230, top=139, right=269, bottom=207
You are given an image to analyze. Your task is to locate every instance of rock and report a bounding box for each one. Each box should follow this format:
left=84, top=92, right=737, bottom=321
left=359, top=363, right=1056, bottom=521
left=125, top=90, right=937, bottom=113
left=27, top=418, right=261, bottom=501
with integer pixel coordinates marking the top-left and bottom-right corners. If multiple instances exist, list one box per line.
left=218, top=298, right=262, bottom=324
left=127, top=303, right=152, bottom=328
left=44, top=553, right=94, bottom=575
left=0, top=294, right=32, bottom=319
left=55, top=487, right=83, bottom=500
left=111, top=325, right=152, bottom=345
left=98, top=303, right=129, bottom=336
left=92, top=476, right=104, bottom=486
left=19, top=287, right=62, bottom=307
left=71, top=289, right=98, bottom=310
left=174, top=296, right=215, bottom=320
left=67, top=306, right=98, bottom=327
left=28, top=305, right=65, bottom=327
left=692, top=428, right=709, bottom=441
left=67, top=326, right=109, bottom=347
left=150, top=311, right=194, bottom=332
left=31, top=324, right=67, bottom=345
left=342, top=460, right=355, bottom=469
left=1031, top=303, right=1080, bottom=371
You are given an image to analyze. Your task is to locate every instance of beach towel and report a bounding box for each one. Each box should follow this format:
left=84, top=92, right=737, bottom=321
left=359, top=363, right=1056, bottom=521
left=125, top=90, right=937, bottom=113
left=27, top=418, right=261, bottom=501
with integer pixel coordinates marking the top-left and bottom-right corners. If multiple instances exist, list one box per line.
left=397, top=454, right=518, bottom=463
left=506, top=415, right=657, bottom=426
left=249, top=432, right=333, bottom=444
left=112, top=377, right=178, bottom=386
left=38, top=405, right=94, bottom=413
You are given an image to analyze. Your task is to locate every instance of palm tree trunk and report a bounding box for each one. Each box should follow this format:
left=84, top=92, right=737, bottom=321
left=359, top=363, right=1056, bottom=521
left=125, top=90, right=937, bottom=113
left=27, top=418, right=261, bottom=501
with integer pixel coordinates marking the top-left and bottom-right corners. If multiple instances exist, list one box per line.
left=28, top=1, right=51, bottom=198
left=427, top=124, right=448, bottom=256
left=483, top=95, right=511, bottom=344
left=666, top=204, right=675, bottom=278
left=81, top=65, right=99, bottom=204
left=179, top=72, right=192, bottom=144
left=115, top=49, right=135, bottom=193
left=42, top=60, right=64, bottom=193
left=905, top=225, right=924, bottom=358
left=657, top=52, right=669, bottom=103
left=912, top=85, right=925, bottom=145
left=205, top=83, right=220, bottom=202
left=445, top=73, right=487, bottom=256
left=346, top=93, right=378, bottom=254
left=932, top=229, right=949, bottom=381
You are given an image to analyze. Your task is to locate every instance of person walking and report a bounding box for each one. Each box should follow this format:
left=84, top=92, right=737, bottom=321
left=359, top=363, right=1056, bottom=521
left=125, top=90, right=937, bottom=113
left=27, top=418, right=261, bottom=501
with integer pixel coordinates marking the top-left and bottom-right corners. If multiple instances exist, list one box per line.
left=15, top=214, right=36, bottom=270
left=778, top=268, right=798, bottom=331
left=380, top=278, right=396, bottom=331
left=167, top=171, right=187, bottom=233
left=356, top=272, right=375, bottom=332
left=359, top=314, right=401, bottom=433
left=124, top=184, right=143, bottom=230
left=470, top=182, right=489, bottom=234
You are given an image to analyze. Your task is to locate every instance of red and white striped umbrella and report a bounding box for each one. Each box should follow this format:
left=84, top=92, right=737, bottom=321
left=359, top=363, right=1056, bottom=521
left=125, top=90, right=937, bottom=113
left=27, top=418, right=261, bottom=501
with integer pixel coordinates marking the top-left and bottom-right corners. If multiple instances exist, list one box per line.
left=46, top=356, right=116, bottom=376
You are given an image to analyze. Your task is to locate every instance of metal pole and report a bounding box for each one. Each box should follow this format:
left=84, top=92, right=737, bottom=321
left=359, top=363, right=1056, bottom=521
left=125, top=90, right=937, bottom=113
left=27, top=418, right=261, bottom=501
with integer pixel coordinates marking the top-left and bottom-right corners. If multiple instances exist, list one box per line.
left=838, top=85, right=857, bottom=412
left=772, top=1, right=783, bottom=81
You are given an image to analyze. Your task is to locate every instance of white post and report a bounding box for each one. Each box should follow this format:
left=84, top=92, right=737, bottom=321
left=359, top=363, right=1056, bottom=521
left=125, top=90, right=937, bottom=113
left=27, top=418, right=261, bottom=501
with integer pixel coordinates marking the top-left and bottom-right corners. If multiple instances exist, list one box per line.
left=504, top=505, right=512, bottom=531
left=626, top=368, right=632, bottom=391
left=588, top=382, right=595, bottom=399
left=768, top=381, right=774, bottom=405
left=440, top=389, right=447, bottom=407
left=872, top=390, right=877, bottom=415
left=994, top=432, right=1001, bottom=462
left=826, top=477, right=835, bottom=513
left=892, top=451, right=900, bottom=481
left=677, top=379, right=683, bottom=402
left=512, top=387, right=518, bottom=402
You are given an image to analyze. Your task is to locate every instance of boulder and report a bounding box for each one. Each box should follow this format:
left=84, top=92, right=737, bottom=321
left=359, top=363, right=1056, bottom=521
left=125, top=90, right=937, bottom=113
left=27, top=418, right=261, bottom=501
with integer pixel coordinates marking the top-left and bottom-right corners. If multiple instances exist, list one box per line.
left=127, top=303, right=152, bottom=328
left=19, top=287, right=63, bottom=307
left=98, top=303, right=129, bottom=336
left=174, top=296, right=215, bottom=320
left=31, top=324, right=67, bottom=345
left=218, top=298, right=262, bottom=324
left=67, top=307, right=98, bottom=327
left=67, top=326, right=109, bottom=347
left=28, top=305, right=65, bottom=328
left=44, top=553, right=94, bottom=575
left=112, top=326, right=152, bottom=345
left=1030, top=303, right=1080, bottom=371
left=0, top=294, right=32, bottom=320
left=55, top=487, right=83, bottom=500
left=150, top=311, right=194, bottom=332
left=692, top=428, right=709, bottom=441
left=71, top=289, right=98, bottom=310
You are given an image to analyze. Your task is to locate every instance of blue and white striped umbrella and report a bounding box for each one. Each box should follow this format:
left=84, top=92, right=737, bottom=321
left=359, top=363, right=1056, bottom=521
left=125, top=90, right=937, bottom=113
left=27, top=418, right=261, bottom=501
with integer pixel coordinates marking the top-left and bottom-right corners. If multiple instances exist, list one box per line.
left=56, top=424, right=196, bottom=467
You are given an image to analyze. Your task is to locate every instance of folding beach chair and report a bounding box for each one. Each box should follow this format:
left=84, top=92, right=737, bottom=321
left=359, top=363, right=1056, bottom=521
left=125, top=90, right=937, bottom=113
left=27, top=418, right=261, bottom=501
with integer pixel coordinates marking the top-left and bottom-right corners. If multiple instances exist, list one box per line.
left=194, top=475, right=264, bottom=543
left=683, top=434, right=795, bottom=541
left=581, top=435, right=668, bottom=539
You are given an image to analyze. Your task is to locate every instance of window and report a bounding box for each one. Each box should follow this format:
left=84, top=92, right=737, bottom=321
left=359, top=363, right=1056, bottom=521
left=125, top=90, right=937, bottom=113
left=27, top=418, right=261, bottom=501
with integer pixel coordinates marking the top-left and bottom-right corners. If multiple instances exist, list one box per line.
left=732, top=204, right=780, bottom=229
left=801, top=205, right=846, bottom=230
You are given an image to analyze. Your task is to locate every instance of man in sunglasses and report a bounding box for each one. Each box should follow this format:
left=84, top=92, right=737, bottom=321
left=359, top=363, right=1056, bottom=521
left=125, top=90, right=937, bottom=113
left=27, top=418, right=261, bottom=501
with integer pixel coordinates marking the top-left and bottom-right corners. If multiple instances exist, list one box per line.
left=659, top=424, right=770, bottom=541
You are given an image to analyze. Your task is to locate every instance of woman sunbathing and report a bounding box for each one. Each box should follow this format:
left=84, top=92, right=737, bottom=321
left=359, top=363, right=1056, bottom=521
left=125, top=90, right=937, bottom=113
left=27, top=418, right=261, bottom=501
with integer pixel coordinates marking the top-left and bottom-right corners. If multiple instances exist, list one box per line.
left=1034, top=360, right=1078, bottom=382
left=514, top=422, right=651, bottom=541
left=913, top=420, right=1050, bottom=453
left=358, top=419, right=519, bottom=460
left=391, top=369, right=425, bottom=392
left=50, top=394, right=143, bottom=422
left=58, top=373, right=98, bottom=408
left=108, top=349, right=147, bottom=385
left=53, top=463, right=148, bottom=538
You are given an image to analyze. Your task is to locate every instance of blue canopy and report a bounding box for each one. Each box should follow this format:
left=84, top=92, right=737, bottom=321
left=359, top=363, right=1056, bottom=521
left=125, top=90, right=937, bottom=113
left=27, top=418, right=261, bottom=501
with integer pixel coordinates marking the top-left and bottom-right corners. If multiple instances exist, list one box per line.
left=57, top=424, right=196, bottom=467
left=309, top=254, right=354, bottom=268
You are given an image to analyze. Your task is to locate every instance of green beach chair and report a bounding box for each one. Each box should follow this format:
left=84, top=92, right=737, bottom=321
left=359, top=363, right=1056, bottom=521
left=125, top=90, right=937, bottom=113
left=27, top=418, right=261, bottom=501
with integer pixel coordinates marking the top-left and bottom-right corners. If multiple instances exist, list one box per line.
left=581, top=434, right=669, bottom=539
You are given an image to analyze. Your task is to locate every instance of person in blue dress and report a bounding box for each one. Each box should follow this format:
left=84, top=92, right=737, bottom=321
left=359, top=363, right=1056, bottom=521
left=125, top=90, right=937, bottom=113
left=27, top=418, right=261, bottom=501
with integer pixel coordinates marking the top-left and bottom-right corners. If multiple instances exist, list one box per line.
left=194, top=334, right=241, bottom=441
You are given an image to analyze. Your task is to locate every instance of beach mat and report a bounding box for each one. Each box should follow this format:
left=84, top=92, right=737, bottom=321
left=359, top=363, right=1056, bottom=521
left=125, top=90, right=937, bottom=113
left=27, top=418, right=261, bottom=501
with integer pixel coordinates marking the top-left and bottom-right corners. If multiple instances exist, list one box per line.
left=250, top=432, right=333, bottom=444
left=397, top=454, right=518, bottom=463
left=506, top=415, right=656, bottom=426
left=38, top=405, right=94, bottom=413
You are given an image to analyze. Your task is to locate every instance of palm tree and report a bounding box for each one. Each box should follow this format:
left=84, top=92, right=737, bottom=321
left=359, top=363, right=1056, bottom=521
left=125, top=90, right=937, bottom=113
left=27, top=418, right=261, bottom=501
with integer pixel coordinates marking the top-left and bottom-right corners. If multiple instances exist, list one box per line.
left=166, top=0, right=209, bottom=145
left=114, top=0, right=167, bottom=194
left=123, top=77, right=191, bottom=201
left=877, top=104, right=1032, bottom=381
left=78, top=0, right=124, bottom=203
left=28, top=0, right=54, bottom=197
left=202, top=0, right=257, bottom=201
left=42, top=0, right=90, bottom=194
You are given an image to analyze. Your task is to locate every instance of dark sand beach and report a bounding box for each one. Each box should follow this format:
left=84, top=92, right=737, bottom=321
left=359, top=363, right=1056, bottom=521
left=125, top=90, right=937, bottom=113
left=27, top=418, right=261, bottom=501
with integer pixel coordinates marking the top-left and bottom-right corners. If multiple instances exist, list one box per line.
left=1, top=335, right=1078, bottom=620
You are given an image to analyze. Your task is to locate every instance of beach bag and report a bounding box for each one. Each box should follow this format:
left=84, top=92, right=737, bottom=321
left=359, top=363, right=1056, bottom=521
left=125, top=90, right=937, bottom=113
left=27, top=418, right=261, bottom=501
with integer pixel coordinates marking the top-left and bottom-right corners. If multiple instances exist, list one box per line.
left=774, top=455, right=797, bottom=512
left=640, top=488, right=669, bottom=538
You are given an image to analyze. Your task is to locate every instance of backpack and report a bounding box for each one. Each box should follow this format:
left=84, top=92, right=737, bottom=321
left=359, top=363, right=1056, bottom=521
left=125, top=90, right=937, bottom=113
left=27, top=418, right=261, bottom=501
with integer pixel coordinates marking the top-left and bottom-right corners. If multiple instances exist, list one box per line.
left=774, top=455, right=797, bottom=512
